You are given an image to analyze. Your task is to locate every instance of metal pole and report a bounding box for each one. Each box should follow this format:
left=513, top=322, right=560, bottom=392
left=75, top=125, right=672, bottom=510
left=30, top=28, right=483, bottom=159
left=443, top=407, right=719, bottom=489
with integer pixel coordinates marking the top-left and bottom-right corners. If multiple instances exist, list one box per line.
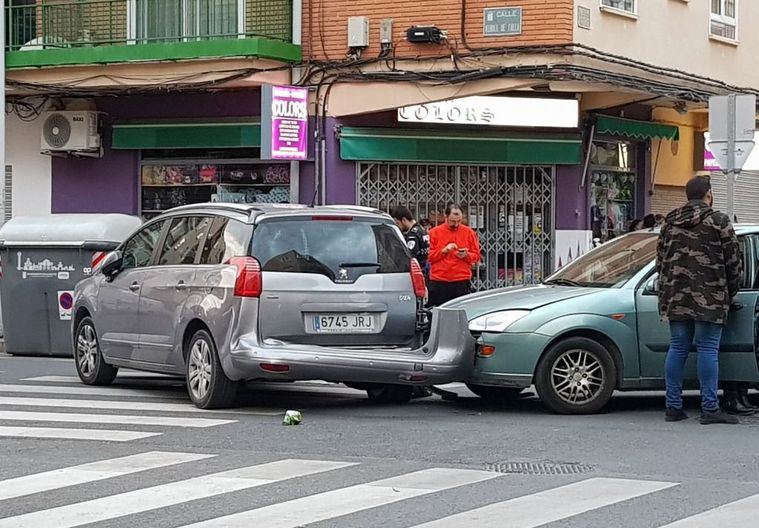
left=1, top=0, right=6, bottom=222
left=726, top=94, right=736, bottom=219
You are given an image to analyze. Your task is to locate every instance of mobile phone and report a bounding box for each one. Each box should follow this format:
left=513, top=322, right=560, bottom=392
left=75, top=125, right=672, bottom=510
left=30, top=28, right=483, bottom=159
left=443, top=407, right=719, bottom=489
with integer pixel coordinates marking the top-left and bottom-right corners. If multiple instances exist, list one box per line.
left=457, top=248, right=468, bottom=253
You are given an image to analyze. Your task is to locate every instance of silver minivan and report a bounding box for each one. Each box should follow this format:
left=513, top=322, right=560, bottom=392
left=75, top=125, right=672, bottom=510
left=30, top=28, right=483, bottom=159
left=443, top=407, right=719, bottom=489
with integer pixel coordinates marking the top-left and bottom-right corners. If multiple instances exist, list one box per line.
left=72, top=204, right=475, bottom=408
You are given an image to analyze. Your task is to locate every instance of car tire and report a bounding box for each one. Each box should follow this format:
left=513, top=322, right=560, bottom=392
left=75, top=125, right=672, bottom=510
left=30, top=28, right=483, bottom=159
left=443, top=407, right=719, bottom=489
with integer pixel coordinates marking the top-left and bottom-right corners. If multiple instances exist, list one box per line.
left=186, top=329, right=238, bottom=409
left=465, top=383, right=524, bottom=402
left=74, top=316, right=118, bottom=386
left=534, top=337, right=616, bottom=415
left=365, top=384, right=414, bottom=404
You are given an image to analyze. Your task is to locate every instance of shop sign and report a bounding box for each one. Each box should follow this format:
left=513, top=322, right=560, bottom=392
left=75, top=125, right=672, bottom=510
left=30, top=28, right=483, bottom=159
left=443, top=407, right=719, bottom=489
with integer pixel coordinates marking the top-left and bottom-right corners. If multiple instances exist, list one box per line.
left=483, top=7, right=522, bottom=36
left=704, top=132, right=759, bottom=171
left=398, top=96, right=579, bottom=128
left=261, top=85, right=309, bottom=160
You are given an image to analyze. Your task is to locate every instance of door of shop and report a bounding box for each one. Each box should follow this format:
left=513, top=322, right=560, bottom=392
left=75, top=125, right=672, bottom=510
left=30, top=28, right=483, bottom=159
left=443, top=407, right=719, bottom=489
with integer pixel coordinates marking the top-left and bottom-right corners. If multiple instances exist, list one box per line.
left=357, top=163, right=554, bottom=291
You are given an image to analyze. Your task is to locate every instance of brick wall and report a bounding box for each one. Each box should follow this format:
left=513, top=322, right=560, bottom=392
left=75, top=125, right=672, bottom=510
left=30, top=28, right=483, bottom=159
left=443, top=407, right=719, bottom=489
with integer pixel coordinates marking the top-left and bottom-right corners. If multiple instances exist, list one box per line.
left=302, top=0, right=574, bottom=61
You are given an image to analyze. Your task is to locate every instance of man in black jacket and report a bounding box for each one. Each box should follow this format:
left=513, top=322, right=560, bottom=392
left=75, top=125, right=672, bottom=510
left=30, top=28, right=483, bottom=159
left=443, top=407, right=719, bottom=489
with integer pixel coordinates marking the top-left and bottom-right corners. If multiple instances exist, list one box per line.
left=657, top=176, right=743, bottom=425
left=390, top=206, right=430, bottom=269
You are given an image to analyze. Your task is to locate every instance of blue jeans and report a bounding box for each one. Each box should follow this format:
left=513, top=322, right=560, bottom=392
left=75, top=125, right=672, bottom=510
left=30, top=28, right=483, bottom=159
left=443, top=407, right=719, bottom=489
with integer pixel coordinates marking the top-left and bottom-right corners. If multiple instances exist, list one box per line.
left=665, top=320, right=722, bottom=412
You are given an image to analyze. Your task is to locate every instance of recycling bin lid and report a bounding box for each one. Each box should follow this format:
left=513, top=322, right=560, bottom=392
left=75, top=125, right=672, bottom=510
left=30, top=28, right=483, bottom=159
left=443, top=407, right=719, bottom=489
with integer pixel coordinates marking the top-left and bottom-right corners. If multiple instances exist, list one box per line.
left=0, top=214, right=142, bottom=247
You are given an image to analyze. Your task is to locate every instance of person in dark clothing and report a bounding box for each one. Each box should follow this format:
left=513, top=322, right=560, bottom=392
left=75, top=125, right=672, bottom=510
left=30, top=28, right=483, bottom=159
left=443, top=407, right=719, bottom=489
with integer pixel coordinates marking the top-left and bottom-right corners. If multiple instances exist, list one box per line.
left=657, top=176, right=743, bottom=425
left=643, top=214, right=657, bottom=229
left=390, top=206, right=430, bottom=269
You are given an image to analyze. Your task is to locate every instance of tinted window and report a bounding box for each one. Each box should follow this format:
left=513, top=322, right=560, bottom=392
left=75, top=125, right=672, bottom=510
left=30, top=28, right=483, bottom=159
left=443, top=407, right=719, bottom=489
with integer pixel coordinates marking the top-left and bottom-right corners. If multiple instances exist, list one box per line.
left=251, top=219, right=410, bottom=280
left=122, top=221, right=166, bottom=269
left=158, top=216, right=211, bottom=266
left=200, top=218, right=249, bottom=264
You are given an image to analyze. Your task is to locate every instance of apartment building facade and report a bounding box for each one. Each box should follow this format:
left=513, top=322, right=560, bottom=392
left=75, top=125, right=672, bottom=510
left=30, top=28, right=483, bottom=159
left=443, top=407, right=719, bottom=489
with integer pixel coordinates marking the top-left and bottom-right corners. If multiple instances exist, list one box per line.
left=4, top=0, right=758, bottom=288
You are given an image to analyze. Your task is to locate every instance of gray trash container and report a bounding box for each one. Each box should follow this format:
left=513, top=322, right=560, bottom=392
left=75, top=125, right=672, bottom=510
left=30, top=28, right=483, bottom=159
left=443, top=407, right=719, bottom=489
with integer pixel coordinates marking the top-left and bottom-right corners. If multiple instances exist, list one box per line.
left=0, top=214, right=142, bottom=357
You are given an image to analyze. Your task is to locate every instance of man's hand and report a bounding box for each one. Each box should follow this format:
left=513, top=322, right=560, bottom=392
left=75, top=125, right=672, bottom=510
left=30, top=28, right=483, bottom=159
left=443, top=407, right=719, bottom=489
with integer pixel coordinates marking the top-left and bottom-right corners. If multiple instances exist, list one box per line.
left=442, top=243, right=458, bottom=254
left=455, top=248, right=469, bottom=259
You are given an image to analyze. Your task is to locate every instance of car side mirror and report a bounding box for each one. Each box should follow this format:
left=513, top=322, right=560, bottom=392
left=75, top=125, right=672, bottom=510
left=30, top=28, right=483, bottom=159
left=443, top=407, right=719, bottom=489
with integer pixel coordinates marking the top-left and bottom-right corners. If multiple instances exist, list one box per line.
left=100, top=251, right=123, bottom=279
left=644, top=275, right=659, bottom=295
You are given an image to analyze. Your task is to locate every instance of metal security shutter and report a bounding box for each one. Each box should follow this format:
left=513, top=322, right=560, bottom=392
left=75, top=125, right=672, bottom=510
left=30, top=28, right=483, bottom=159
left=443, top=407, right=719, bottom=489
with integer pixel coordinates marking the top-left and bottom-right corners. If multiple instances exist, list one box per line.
left=710, top=172, right=759, bottom=223
left=651, top=185, right=684, bottom=216
left=357, top=162, right=554, bottom=291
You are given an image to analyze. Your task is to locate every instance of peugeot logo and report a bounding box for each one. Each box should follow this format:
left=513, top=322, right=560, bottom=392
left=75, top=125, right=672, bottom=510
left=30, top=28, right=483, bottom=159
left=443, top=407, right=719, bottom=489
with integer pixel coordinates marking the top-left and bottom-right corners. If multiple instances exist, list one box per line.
left=338, top=268, right=349, bottom=280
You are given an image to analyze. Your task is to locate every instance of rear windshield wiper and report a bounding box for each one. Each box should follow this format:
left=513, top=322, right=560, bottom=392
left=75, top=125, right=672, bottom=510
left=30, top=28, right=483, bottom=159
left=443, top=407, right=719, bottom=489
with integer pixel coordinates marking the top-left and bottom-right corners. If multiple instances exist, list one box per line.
left=339, top=262, right=382, bottom=268
left=543, top=278, right=583, bottom=287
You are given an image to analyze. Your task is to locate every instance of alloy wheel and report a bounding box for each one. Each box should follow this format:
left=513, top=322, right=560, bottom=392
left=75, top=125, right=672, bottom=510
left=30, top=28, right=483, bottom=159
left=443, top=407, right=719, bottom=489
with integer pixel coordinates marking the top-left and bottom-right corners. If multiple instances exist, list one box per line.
left=188, top=338, right=213, bottom=401
left=550, top=348, right=604, bottom=405
left=76, top=324, right=98, bottom=377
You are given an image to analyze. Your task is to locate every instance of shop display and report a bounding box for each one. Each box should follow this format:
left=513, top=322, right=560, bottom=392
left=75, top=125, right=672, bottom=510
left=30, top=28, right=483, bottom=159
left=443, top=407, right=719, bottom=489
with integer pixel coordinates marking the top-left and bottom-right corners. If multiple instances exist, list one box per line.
left=589, top=140, right=637, bottom=243
left=141, top=162, right=291, bottom=217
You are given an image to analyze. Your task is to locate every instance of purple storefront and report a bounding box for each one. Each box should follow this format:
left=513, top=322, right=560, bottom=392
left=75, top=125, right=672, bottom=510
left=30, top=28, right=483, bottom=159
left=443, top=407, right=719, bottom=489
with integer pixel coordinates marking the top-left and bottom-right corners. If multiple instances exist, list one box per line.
left=52, top=92, right=303, bottom=219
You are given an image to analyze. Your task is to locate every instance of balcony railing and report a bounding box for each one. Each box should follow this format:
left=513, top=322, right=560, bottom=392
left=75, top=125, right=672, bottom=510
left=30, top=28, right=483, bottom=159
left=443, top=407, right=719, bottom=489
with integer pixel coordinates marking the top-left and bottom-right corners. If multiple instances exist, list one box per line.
left=6, top=0, right=293, bottom=52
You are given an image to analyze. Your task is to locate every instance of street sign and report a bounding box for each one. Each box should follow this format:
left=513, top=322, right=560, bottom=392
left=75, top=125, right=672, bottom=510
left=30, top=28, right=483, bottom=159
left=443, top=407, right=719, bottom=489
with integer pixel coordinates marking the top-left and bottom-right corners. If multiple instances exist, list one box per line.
left=707, top=94, right=756, bottom=172
left=708, top=94, right=756, bottom=218
left=483, top=7, right=522, bottom=37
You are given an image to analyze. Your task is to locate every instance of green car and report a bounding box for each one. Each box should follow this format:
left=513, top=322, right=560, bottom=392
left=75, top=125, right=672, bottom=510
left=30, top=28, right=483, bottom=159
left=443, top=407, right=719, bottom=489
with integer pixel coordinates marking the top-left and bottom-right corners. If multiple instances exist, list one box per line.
left=447, top=227, right=759, bottom=414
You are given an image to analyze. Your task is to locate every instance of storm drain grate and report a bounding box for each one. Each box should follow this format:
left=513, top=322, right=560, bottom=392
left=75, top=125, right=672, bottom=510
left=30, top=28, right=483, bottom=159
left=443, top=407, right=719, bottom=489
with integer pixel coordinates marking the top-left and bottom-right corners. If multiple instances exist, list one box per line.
left=485, top=462, right=595, bottom=475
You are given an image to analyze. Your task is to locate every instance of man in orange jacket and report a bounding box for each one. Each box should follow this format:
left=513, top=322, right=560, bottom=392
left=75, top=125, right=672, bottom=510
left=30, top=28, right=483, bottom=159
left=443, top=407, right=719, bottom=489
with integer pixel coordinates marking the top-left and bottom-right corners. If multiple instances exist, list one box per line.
left=427, top=203, right=481, bottom=306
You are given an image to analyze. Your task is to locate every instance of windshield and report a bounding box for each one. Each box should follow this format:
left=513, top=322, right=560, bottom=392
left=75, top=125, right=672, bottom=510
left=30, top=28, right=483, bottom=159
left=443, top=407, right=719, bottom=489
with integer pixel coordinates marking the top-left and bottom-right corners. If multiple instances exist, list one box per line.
left=545, top=233, right=658, bottom=288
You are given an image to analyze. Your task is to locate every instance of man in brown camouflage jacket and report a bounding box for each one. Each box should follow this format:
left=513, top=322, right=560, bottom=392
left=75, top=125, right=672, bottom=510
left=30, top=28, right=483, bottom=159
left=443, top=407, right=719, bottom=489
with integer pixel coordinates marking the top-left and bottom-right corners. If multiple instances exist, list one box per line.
left=657, top=176, right=743, bottom=425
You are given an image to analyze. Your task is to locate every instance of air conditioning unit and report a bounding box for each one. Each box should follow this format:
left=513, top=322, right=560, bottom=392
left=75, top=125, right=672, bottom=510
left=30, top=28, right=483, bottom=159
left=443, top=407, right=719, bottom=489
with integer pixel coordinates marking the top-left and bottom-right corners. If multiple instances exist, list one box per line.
left=40, top=111, right=101, bottom=153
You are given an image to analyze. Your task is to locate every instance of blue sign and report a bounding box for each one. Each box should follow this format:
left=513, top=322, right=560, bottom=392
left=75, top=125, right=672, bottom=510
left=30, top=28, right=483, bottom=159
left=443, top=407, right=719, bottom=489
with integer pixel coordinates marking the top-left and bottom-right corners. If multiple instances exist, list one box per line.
left=483, top=7, right=523, bottom=37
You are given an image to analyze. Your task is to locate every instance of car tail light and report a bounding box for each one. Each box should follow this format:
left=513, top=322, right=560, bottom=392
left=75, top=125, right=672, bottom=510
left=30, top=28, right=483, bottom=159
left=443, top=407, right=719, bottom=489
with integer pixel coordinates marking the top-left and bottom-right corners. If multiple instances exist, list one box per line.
left=226, top=256, right=262, bottom=298
left=410, top=258, right=427, bottom=298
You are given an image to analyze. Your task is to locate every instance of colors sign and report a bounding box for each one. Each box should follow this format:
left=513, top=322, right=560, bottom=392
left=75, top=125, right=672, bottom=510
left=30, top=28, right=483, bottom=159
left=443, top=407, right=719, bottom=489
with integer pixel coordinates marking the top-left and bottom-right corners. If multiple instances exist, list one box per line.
left=261, top=85, right=309, bottom=160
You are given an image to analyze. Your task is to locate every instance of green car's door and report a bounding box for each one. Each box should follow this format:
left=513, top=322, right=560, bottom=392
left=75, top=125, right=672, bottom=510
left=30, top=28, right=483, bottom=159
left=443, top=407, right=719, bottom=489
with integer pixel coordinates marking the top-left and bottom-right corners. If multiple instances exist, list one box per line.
left=636, top=234, right=759, bottom=383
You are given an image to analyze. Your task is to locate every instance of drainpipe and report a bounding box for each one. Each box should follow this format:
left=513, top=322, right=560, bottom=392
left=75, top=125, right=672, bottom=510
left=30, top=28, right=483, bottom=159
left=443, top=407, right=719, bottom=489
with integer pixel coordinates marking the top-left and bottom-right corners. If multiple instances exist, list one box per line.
left=290, top=0, right=302, bottom=203
left=1, top=2, right=6, bottom=220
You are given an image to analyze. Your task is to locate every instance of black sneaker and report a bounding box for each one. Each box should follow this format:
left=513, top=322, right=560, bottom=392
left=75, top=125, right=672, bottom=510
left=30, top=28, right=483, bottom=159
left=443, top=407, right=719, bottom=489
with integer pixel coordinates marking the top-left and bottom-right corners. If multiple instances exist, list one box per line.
left=665, top=408, right=689, bottom=422
left=700, top=409, right=740, bottom=425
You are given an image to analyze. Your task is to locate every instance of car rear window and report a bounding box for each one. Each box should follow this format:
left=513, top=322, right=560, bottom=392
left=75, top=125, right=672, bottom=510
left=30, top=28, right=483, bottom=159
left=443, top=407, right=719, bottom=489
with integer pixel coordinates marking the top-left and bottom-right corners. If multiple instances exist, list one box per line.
left=251, top=218, right=410, bottom=280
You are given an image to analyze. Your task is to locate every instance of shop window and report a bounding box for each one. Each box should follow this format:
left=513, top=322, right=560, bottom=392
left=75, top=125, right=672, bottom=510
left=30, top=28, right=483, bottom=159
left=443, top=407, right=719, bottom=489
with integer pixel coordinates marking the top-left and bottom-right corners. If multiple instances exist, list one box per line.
left=710, top=0, right=738, bottom=41
left=590, top=140, right=637, bottom=244
left=130, top=0, right=244, bottom=43
left=140, top=153, right=291, bottom=218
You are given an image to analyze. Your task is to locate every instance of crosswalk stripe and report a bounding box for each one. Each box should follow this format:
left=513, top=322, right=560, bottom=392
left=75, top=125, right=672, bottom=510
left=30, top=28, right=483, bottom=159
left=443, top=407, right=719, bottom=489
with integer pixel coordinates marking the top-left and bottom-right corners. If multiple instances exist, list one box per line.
left=0, top=383, right=187, bottom=399
left=409, top=477, right=678, bottom=528
left=0, top=451, right=214, bottom=501
left=181, top=467, right=500, bottom=528
left=0, top=426, right=161, bottom=442
left=0, top=459, right=356, bottom=528
left=658, top=493, right=759, bottom=527
left=0, top=410, right=235, bottom=428
left=0, top=396, right=279, bottom=415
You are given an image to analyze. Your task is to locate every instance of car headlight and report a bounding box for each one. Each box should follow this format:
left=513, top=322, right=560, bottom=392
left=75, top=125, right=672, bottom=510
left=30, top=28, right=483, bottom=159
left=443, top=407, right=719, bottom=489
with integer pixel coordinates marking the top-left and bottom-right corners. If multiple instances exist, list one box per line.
left=469, top=310, right=530, bottom=332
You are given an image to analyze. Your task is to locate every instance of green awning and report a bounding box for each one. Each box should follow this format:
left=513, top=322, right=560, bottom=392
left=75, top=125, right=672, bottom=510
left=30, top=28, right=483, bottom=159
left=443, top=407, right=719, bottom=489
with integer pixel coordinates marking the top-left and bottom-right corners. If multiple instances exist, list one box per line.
left=339, top=127, right=582, bottom=164
left=112, top=122, right=261, bottom=150
left=595, top=115, right=679, bottom=141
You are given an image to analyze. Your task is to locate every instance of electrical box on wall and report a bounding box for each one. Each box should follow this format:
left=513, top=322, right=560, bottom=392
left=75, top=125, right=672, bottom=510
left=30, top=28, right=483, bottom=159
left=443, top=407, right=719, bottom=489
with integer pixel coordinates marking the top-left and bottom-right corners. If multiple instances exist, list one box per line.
left=348, top=16, right=369, bottom=48
left=380, top=19, right=393, bottom=45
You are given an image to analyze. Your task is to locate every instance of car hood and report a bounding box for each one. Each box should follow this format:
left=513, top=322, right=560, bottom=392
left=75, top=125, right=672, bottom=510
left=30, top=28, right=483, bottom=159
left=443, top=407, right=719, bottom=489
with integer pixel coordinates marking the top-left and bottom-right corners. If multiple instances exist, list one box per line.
left=444, top=285, right=599, bottom=319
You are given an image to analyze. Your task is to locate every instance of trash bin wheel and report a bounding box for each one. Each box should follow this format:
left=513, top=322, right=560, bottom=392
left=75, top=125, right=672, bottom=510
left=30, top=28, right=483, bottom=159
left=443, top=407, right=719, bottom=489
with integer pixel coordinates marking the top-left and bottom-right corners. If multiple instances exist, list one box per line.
left=74, top=316, right=118, bottom=386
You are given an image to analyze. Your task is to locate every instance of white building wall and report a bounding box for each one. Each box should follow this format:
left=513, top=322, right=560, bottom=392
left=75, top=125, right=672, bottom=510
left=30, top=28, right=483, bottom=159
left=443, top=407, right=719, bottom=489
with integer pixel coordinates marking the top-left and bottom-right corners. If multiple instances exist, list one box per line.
left=5, top=113, right=52, bottom=219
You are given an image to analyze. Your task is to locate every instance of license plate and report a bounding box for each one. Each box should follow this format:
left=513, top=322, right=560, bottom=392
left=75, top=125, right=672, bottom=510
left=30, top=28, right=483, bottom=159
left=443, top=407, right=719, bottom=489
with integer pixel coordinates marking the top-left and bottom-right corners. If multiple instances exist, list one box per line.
left=309, top=313, right=377, bottom=334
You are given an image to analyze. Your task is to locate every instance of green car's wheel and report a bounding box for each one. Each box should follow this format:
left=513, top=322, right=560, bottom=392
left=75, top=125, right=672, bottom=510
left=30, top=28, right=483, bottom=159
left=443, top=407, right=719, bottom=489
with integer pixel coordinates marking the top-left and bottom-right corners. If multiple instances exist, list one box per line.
left=465, top=384, right=524, bottom=402
left=535, top=337, right=616, bottom=414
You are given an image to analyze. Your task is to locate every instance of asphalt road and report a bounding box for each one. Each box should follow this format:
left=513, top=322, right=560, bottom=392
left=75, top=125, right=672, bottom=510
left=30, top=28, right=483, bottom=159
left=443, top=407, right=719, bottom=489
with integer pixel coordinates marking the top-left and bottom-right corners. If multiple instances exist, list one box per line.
left=1, top=354, right=759, bottom=527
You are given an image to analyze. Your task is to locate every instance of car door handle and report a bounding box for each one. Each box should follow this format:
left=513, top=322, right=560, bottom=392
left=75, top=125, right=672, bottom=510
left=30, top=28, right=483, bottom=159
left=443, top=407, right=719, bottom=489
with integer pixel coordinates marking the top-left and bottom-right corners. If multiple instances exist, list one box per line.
left=175, top=281, right=188, bottom=291
left=129, top=282, right=140, bottom=292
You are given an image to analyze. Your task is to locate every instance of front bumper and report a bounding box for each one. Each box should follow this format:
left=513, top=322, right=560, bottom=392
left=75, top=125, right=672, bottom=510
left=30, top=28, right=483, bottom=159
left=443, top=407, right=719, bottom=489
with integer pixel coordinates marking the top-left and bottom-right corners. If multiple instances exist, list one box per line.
left=466, top=332, right=550, bottom=389
left=222, top=307, right=475, bottom=385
